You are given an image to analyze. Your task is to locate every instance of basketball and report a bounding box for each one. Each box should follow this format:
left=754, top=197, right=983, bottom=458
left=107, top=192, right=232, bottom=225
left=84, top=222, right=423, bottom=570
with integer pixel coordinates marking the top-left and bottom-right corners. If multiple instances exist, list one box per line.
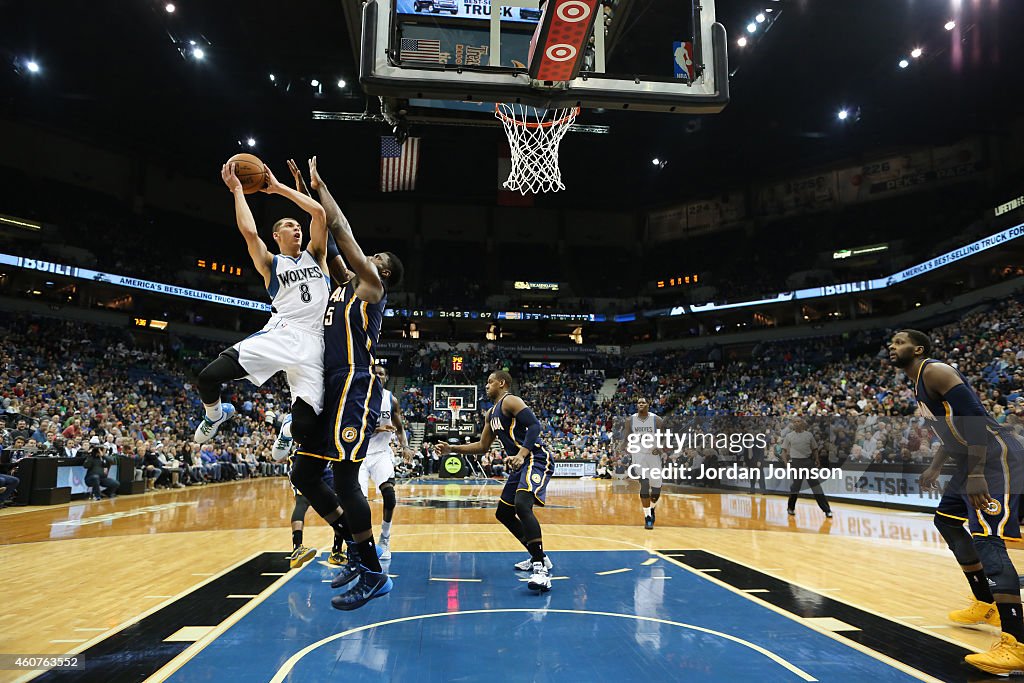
left=226, top=153, right=267, bottom=194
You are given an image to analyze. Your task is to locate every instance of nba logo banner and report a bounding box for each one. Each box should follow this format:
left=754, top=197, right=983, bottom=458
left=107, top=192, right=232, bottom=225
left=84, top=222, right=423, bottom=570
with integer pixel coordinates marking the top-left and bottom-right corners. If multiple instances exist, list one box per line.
left=672, top=41, right=694, bottom=81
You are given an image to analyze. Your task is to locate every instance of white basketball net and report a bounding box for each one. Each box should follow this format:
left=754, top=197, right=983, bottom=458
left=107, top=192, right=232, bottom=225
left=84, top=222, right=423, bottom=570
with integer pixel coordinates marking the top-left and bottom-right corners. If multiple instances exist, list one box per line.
left=496, top=103, right=580, bottom=194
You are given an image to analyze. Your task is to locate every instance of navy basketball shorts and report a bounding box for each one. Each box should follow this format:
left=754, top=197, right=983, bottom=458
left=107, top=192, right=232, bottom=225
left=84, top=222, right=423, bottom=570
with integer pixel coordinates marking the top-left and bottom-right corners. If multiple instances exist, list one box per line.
left=500, top=448, right=555, bottom=507
left=936, top=433, right=1024, bottom=539
left=297, top=368, right=382, bottom=463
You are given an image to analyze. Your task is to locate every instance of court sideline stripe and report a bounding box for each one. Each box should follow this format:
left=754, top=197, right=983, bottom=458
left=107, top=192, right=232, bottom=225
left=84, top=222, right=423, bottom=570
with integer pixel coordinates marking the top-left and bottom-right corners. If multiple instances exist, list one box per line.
left=9, top=551, right=263, bottom=683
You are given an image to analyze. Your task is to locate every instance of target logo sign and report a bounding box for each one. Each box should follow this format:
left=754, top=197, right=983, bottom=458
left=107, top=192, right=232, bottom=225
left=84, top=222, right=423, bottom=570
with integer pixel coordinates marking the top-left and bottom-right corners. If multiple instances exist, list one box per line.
left=546, top=44, right=577, bottom=62
left=556, top=1, right=591, bottom=22
left=528, top=0, right=601, bottom=82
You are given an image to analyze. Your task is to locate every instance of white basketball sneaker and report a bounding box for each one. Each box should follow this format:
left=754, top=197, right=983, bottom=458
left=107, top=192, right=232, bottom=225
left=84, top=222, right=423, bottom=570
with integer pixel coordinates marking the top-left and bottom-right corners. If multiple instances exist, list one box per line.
left=194, top=403, right=235, bottom=444
left=378, top=534, right=392, bottom=560
left=515, top=556, right=553, bottom=572
left=527, top=561, right=552, bottom=592
left=271, top=414, right=294, bottom=462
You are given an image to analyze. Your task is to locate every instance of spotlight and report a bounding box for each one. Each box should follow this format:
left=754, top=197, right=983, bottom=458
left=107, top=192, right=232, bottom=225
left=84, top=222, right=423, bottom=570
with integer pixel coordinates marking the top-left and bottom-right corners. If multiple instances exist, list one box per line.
left=652, top=158, right=660, bottom=166
left=165, top=3, right=175, bottom=13
left=899, top=58, right=909, bottom=69
left=756, top=13, right=766, bottom=22
left=911, top=47, right=923, bottom=58
left=192, top=47, right=205, bottom=60
left=269, top=73, right=276, bottom=82
left=310, top=79, right=320, bottom=87
left=247, top=138, right=256, bottom=147
left=26, top=60, right=40, bottom=73
left=337, top=78, right=346, bottom=88
left=189, top=39, right=196, bottom=45
left=944, top=20, right=956, bottom=31
left=837, top=109, right=849, bottom=121
left=737, top=37, right=748, bottom=47
left=747, top=22, right=757, bottom=33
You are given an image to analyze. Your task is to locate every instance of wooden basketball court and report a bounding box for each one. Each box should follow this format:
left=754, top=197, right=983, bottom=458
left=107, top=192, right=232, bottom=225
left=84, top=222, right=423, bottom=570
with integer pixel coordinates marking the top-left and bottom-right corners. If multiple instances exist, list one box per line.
left=1, top=477, right=1016, bottom=681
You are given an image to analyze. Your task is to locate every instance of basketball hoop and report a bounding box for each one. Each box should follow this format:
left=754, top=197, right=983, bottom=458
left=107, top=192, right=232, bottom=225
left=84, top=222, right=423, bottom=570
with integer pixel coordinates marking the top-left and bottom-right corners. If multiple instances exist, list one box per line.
left=495, top=103, right=580, bottom=194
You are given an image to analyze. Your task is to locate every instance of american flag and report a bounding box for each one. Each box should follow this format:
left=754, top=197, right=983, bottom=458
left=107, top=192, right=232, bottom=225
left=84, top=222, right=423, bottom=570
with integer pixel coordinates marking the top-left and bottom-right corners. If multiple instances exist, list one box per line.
left=400, top=38, right=442, bottom=63
left=380, top=136, right=420, bottom=192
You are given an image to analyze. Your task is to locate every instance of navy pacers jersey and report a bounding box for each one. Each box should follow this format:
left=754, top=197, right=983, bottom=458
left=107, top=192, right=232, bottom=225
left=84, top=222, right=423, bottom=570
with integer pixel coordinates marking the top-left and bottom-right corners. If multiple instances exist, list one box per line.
left=492, top=394, right=554, bottom=507
left=305, top=279, right=388, bottom=462
left=916, top=358, right=1024, bottom=539
left=489, top=394, right=546, bottom=458
left=913, top=359, right=1003, bottom=454
left=324, top=281, right=387, bottom=371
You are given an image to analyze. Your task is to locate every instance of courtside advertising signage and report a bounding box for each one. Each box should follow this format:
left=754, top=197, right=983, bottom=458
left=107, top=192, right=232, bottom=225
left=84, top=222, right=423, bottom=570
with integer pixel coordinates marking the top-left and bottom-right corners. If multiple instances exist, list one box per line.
left=2, top=222, right=1021, bottom=320
left=0, top=254, right=270, bottom=312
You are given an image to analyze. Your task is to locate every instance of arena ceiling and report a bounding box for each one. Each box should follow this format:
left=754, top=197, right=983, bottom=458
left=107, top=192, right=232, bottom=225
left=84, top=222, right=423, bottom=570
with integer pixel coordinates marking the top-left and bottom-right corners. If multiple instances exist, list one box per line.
left=0, top=0, right=1021, bottom=207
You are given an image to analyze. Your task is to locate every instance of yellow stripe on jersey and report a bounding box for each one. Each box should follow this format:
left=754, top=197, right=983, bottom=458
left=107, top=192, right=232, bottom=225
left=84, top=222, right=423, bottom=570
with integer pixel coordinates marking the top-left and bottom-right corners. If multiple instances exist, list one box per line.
left=942, top=401, right=968, bottom=446
left=349, top=374, right=378, bottom=462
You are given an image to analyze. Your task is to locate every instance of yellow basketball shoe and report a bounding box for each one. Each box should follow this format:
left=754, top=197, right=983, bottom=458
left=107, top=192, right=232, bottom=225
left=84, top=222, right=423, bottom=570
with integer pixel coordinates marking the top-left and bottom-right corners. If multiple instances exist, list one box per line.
left=965, top=633, right=1024, bottom=676
left=949, top=599, right=1000, bottom=627
left=288, top=545, right=317, bottom=569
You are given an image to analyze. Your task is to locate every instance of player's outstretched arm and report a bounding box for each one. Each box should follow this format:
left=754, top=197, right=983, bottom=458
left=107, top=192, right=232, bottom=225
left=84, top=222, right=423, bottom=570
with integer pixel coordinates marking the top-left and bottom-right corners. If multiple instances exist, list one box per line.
left=437, top=422, right=496, bottom=456
left=288, top=158, right=353, bottom=285
left=308, top=156, right=384, bottom=303
left=261, top=165, right=328, bottom=266
left=222, top=163, right=272, bottom=285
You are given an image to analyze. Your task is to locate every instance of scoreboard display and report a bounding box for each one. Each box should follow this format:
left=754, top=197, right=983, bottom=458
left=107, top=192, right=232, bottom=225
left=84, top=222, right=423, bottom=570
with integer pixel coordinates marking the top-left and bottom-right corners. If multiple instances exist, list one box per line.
left=450, top=355, right=464, bottom=372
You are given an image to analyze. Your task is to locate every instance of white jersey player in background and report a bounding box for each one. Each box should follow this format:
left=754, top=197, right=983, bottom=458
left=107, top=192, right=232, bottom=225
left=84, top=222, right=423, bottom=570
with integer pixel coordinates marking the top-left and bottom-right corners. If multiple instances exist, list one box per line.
left=193, top=162, right=329, bottom=454
left=621, top=397, right=665, bottom=530
left=360, top=363, right=414, bottom=560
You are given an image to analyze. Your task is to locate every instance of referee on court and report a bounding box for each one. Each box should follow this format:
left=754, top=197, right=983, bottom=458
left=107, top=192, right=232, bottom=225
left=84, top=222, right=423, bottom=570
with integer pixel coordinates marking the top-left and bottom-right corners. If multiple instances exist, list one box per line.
left=782, top=418, right=833, bottom=518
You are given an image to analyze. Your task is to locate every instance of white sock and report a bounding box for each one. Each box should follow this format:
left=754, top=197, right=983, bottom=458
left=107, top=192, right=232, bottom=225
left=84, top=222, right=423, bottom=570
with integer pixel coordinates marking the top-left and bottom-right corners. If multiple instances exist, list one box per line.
left=381, top=520, right=392, bottom=537
left=204, top=403, right=223, bottom=421
left=643, top=506, right=651, bottom=517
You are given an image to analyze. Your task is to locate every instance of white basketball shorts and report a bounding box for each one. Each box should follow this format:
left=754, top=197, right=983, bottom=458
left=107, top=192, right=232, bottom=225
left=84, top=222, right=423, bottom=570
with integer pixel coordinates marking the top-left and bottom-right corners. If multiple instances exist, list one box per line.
left=359, top=447, right=396, bottom=497
left=232, top=318, right=324, bottom=414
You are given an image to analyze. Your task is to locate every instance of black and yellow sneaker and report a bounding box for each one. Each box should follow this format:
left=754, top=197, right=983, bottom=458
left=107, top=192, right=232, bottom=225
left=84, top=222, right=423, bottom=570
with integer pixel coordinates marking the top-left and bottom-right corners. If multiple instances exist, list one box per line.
left=288, top=545, right=317, bottom=569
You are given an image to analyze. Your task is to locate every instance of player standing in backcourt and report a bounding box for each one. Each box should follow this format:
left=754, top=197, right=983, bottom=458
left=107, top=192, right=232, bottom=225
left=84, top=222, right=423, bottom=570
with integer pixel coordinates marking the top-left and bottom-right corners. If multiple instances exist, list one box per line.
left=359, top=363, right=413, bottom=560
left=621, top=397, right=664, bottom=530
left=436, top=371, right=554, bottom=592
left=891, top=329, right=1024, bottom=675
left=287, top=157, right=405, bottom=611
left=194, top=163, right=329, bottom=450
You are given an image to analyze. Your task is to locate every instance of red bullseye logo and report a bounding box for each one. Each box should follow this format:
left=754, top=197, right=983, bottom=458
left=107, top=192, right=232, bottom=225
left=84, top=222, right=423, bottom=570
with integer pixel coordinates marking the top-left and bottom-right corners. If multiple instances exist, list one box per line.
left=556, top=0, right=591, bottom=22
left=546, top=44, right=577, bottom=62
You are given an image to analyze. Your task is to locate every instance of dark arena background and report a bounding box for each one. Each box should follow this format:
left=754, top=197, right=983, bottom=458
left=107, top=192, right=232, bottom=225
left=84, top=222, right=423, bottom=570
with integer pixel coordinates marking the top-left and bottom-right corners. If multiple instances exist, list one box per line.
left=2, top=0, right=1024, bottom=681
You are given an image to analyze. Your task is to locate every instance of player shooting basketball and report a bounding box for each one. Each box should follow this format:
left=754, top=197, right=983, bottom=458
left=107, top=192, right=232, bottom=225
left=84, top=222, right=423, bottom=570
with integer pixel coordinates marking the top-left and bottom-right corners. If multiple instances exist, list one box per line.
left=193, top=163, right=329, bottom=459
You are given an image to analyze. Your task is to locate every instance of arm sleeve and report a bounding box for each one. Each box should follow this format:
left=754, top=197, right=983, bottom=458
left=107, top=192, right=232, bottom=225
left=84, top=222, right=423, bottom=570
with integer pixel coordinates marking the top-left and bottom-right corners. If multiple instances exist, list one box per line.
left=516, top=407, right=542, bottom=450
left=326, top=231, right=341, bottom=261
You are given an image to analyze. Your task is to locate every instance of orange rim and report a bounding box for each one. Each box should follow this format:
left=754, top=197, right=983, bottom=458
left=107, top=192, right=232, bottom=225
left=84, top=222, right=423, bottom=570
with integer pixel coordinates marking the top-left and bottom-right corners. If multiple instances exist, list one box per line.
left=495, top=103, right=581, bottom=129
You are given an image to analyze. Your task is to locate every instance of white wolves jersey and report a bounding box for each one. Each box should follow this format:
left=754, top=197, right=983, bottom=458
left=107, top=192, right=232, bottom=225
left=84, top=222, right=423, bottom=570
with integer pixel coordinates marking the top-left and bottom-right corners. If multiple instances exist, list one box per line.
left=629, top=413, right=658, bottom=457
left=266, top=251, right=331, bottom=332
left=367, top=389, right=395, bottom=454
